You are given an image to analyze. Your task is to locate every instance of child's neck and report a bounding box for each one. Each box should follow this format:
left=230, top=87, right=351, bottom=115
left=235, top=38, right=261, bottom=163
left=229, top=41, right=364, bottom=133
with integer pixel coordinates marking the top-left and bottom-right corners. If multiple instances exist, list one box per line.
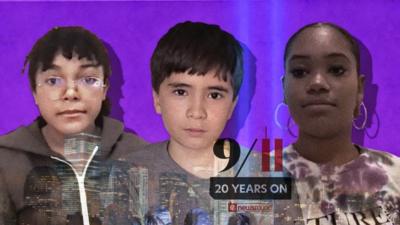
left=295, top=130, right=359, bottom=166
left=168, top=140, right=227, bottom=179
left=42, top=125, right=66, bottom=156
left=42, top=124, right=98, bottom=174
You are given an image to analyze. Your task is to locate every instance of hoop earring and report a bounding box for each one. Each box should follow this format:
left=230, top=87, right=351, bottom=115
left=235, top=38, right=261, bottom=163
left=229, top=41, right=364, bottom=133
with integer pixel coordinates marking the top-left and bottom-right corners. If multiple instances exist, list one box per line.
left=274, top=103, right=298, bottom=137
left=353, top=102, right=368, bottom=130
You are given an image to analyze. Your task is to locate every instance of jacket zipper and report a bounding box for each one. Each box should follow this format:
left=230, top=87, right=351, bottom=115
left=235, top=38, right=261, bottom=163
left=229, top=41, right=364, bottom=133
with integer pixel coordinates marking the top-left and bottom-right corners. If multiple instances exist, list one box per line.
left=50, top=146, right=99, bottom=225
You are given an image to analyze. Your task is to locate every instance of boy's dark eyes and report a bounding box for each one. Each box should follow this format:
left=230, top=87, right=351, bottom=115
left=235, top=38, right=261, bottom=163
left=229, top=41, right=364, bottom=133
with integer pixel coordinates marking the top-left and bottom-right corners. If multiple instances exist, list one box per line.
left=172, top=89, right=224, bottom=99
left=173, top=89, right=187, bottom=96
left=208, top=92, right=223, bottom=100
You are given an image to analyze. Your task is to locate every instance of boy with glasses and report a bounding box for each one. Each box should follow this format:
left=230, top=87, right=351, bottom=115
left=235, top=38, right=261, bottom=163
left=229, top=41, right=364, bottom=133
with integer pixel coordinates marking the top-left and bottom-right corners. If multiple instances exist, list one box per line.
left=0, top=26, right=146, bottom=225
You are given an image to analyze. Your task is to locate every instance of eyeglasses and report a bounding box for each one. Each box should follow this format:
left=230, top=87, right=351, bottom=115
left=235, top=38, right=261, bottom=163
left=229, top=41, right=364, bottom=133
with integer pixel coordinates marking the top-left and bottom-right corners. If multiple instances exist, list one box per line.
left=37, top=76, right=106, bottom=100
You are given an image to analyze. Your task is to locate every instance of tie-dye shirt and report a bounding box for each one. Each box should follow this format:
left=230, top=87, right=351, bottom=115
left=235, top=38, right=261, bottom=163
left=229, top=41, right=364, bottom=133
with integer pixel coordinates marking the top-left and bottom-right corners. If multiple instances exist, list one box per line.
left=274, top=145, right=400, bottom=225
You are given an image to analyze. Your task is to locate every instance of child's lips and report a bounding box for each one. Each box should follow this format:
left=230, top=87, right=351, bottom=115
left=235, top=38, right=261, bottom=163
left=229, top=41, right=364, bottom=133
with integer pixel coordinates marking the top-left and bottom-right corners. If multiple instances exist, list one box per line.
left=184, top=128, right=207, bottom=137
left=302, top=99, right=336, bottom=108
left=57, top=109, right=86, bottom=117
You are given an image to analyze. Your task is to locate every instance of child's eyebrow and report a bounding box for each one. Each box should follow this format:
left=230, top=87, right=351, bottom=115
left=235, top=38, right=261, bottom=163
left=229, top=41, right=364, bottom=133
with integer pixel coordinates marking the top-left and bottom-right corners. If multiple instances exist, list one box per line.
left=288, top=55, right=310, bottom=62
left=208, top=85, right=229, bottom=93
left=46, top=63, right=99, bottom=71
left=80, top=63, right=100, bottom=68
left=325, top=53, right=351, bottom=63
left=46, top=64, right=61, bottom=70
left=167, top=82, right=192, bottom=88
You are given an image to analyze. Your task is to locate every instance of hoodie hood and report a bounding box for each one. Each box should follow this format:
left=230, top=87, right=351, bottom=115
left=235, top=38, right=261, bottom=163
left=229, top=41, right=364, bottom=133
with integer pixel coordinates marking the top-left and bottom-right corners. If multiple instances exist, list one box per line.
left=0, top=116, right=127, bottom=159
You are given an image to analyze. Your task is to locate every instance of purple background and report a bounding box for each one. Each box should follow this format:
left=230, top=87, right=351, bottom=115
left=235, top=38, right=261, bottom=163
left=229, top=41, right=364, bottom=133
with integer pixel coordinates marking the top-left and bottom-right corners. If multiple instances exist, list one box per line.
left=0, top=1, right=399, bottom=156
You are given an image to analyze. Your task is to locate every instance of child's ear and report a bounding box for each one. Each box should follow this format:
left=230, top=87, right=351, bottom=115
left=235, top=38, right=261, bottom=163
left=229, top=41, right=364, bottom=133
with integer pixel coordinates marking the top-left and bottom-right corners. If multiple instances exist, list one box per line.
left=354, top=74, right=365, bottom=117
left=357, top=74, right=365, bottom=104
left=152, top=90, right=162, bottom=114
left=102, top=85, right=109, bottom=101
left=32, top=90, right=38, bottom=105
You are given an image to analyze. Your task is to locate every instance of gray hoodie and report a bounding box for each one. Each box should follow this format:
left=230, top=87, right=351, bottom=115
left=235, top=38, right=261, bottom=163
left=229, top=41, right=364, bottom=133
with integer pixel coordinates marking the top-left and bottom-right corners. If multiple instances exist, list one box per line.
left=0, top=117, right=147, bottom=225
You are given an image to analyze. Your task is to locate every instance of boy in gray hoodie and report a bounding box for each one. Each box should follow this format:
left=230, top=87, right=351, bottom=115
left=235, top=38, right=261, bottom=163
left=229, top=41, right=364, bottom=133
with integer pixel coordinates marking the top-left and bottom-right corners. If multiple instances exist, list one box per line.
left=0, top=26, right=146, bottom=225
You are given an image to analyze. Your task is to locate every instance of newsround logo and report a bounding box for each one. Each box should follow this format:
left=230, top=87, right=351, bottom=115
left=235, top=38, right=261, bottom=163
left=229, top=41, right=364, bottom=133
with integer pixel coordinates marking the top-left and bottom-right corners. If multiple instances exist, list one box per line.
left=227, top=201, right=272, bottom=213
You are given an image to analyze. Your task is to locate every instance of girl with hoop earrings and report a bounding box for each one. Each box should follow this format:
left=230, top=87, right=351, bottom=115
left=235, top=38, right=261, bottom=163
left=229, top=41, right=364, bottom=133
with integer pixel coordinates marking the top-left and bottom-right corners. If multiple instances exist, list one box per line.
left=273, top=22, right=400, bottom=225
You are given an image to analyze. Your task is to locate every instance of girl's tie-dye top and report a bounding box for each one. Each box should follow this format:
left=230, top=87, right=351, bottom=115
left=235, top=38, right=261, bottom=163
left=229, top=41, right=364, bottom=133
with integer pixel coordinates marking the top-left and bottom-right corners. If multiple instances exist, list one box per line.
left=275, top=145, right=400, bottom=225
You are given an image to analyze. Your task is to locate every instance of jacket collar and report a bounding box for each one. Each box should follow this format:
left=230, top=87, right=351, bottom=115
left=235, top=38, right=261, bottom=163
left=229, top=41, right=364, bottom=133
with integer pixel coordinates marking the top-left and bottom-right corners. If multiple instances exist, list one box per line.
left=0, top=116, right=125, bottom=160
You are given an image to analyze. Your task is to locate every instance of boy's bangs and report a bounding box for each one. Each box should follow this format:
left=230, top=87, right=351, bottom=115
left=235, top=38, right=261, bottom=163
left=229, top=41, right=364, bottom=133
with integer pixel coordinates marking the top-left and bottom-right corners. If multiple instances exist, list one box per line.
left=184, top=65, right=230, bottom=82
left=161, top=49, right=234, bottom=82
left=39, top=43, right=100, bottom=72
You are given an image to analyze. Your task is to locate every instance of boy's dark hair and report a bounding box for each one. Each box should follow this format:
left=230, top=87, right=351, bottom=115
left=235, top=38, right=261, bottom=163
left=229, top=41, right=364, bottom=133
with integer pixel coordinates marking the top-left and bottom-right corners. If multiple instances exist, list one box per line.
left=151, top=21, right=243, bottom=99
left=24, top=26, right=111, bottom=118
left=284, top=22, right=360, bottom=74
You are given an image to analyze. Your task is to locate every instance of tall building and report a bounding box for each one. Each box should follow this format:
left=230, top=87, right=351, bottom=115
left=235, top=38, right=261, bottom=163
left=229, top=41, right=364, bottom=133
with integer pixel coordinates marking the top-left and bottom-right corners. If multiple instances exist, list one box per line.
left=64, top=133, right=101, bottom=173
left=100, top=162, right=132, bottom=221
left=60, top=133, right=102, bottom=216
left=23, top=166, right=64, bottom=224
left=128, top=167, right=149, bottom=221
left=159, top=172, right=190, bottom=224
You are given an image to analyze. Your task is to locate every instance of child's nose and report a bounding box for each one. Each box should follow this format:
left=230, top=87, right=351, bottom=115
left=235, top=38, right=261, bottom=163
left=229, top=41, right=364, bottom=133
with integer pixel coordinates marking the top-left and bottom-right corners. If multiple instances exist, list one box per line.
left=186, top=96, right=207, bottom=119
left=62, top=81, right=81, bottom=101
left=307, top=72, right=330, bottom=94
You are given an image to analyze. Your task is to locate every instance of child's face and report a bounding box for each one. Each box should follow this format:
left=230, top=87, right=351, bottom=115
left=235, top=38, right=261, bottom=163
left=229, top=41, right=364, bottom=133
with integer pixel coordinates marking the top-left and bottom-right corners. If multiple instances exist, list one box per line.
left=284, top=27, right=364, bottom=138
left=33, top=53, right=108, bottom=135
left=153, top=71, right=237, bottom=151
